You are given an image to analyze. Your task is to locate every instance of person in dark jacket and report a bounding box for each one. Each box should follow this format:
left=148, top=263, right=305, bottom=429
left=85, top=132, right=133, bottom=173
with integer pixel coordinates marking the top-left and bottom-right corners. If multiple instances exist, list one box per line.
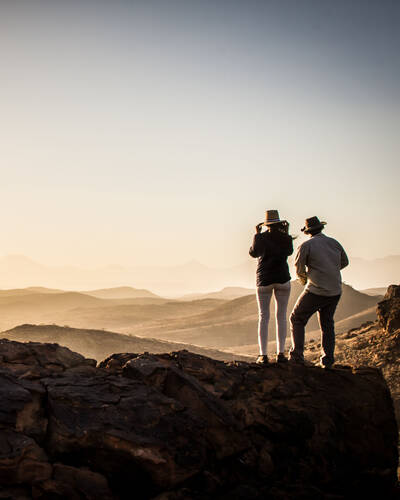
left=249, top=209, right=294, bottom=364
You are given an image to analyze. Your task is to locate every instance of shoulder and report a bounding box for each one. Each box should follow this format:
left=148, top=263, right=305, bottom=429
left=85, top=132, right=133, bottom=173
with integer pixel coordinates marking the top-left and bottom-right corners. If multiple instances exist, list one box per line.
left=295, top=240, right=310, bottom=256
left=253, top=232, right=269, bottom=245
left=282, top=233, right=293, bottom=243
left=298, top=238, right=311, bottom=250
left=324, top=234, right=344, bottom=249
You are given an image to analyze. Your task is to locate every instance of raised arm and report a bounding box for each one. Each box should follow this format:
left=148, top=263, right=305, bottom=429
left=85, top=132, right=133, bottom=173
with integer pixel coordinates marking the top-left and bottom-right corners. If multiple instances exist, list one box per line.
left=249, top=223, right=265, bottom=258
left=249, top=233, right=263, bottom=258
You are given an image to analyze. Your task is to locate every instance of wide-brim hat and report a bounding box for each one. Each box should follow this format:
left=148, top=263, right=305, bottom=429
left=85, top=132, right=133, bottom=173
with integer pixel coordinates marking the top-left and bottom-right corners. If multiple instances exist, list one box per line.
left=263, top=209, right=285, bottom=226
left=301, top=216, right=327, bottom=234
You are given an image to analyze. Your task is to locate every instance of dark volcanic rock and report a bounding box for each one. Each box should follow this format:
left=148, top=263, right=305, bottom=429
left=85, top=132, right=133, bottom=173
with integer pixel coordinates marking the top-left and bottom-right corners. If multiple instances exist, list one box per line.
left=377, top=284, right=400, bottom=333
left=309, top=285, right=400, bottom=474
left=0, top=340, right=398, bottom=499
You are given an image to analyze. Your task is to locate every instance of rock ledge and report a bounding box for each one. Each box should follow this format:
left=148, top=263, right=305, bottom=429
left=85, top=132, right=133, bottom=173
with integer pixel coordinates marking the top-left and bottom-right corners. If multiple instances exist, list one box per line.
left=0, top=339, right=398, bottom=499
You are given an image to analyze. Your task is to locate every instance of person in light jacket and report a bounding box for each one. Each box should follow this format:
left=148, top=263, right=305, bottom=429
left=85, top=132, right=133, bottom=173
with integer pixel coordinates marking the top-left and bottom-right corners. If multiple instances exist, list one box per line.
left=249, top=209, right=294, bottom=364
left=289, top=216, right=349, bottom=369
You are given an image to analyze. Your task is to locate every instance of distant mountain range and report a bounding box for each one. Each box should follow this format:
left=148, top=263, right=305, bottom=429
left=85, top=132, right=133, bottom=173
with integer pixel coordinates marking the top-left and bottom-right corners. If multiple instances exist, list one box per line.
left=0, top=254, right=398, bottom=294
left=0, top=255, right=250, bottom=295
left=0, top=283, right=382, bottom=356
left=178, top=287, right=255, bottom=301
left=128, top=282, right=381, bottom=350
left=84, top=286, right=159, bottom=299
left=361, top=287, right=389, bottom=297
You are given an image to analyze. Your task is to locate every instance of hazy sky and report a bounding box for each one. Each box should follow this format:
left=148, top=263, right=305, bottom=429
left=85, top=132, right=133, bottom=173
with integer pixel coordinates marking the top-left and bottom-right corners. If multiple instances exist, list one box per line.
left=1, top=0, right=399, bottom=268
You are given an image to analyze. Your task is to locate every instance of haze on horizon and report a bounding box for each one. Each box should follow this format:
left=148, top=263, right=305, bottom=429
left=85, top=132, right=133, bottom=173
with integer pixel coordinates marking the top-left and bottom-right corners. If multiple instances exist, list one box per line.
left=1, top=0, right=399, bottom=270
left=0, top=252, right=398, bottom=295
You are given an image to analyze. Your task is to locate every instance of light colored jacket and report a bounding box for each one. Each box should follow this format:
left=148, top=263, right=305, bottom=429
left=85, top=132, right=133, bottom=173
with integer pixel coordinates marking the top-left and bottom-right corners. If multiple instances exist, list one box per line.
left=295, top=233, right=349, bottom=296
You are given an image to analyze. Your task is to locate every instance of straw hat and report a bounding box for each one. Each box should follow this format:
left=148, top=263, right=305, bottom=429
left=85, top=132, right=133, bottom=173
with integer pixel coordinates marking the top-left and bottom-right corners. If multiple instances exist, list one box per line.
left=264, top=209, right=284, bottom=226
left=301, top=216, right=327, bottom=234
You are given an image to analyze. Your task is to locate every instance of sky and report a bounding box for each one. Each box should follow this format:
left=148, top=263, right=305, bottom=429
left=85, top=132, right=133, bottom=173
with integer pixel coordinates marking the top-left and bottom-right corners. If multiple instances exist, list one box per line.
left=1, top=0, right=399, bottom=269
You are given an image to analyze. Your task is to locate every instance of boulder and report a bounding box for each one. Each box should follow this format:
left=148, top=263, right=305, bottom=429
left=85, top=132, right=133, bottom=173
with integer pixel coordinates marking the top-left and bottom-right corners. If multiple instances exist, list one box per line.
left=377, top=284, right=400, bottom=333
left=0, top=340, right=398, bottom=499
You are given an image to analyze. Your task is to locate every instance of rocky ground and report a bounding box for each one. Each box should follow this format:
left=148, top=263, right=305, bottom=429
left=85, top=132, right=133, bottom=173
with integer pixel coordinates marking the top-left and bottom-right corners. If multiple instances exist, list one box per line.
left=305, top=321, right=400, bottom=419
left=305, top=284, right=400, bottom=484
left=0, top=338, right=398, bottom=499
left=305, top=285, right=400, bottom=422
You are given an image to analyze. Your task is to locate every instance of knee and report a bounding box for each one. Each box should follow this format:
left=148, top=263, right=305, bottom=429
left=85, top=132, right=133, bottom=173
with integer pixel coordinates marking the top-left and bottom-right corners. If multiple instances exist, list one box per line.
left=290, top=310, right=305, bottom=326
left=321, top=322, right=335, bottom=334
left=276, top=311, right=287, bottom=322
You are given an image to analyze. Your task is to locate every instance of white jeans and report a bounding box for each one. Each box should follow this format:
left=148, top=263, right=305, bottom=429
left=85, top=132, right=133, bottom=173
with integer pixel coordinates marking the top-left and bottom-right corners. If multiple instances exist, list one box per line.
left=256, top=281, right=291, bottom=355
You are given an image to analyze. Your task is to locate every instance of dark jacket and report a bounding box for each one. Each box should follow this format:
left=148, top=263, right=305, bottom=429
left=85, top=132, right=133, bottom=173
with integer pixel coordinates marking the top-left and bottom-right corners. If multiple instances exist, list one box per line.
left=249, top=230, right=293, bottom=286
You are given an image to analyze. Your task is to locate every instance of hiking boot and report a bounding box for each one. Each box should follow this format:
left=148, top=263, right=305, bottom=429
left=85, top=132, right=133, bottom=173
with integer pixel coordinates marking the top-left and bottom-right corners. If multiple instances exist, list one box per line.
left=276, top=353, right=288, bottom=363
left=319, top=361, right=334, bottom=370
left=256, top=355, right=269, bottom=365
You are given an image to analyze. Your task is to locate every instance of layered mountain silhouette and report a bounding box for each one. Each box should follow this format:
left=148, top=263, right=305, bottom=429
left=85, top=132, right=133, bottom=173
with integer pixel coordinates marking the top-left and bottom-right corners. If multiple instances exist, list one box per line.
left=0, top=253, right=398, bottom=294
left=83, top=286, right=159, bottom=299
left=2, top=324, right=249, bottom=363
left=128, top=282, right=381, bottom=351
left=178, top=286, right=255, bottom=301
left=0, top=283, right=381, bottom=355
left=361, top=287, right=389, bottom=296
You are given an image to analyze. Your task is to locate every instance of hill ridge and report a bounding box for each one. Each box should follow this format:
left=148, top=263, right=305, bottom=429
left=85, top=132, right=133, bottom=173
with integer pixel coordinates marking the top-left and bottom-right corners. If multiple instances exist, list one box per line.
left=2, top=323, right=251, bottom=363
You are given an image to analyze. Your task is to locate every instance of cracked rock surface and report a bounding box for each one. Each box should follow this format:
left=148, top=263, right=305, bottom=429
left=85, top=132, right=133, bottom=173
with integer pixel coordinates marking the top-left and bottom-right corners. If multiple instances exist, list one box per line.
left=0, top=339, right=398, bottom=499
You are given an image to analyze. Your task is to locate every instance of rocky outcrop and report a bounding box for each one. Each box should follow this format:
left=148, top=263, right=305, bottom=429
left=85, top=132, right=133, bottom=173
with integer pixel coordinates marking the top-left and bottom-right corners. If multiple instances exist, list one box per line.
left=377, top=284, right=400, bottom=333
left=306, top=284, right=400, bottom=450
left=0, top=339, right=398, bottom=499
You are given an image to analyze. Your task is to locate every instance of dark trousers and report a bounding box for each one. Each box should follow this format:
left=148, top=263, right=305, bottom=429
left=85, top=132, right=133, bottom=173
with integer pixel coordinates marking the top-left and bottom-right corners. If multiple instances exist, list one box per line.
left=289, top=291, right=341, bottom=366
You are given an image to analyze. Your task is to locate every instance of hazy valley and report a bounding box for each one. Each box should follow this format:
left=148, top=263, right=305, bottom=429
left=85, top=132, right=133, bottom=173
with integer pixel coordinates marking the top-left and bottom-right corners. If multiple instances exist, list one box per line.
left=0, top=253, right=396, bottom=360
left=0, top=281, right=383, bottom=360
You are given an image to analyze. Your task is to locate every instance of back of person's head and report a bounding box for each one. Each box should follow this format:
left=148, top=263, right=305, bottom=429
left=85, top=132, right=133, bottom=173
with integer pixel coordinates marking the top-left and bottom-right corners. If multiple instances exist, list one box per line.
left=301, top=216, right=326, bottom=236
left=268, top=221, right=287, bottom=233
left=268, top=221, right=296, bottom=239
left=308, top=228, right=323, bottom=236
